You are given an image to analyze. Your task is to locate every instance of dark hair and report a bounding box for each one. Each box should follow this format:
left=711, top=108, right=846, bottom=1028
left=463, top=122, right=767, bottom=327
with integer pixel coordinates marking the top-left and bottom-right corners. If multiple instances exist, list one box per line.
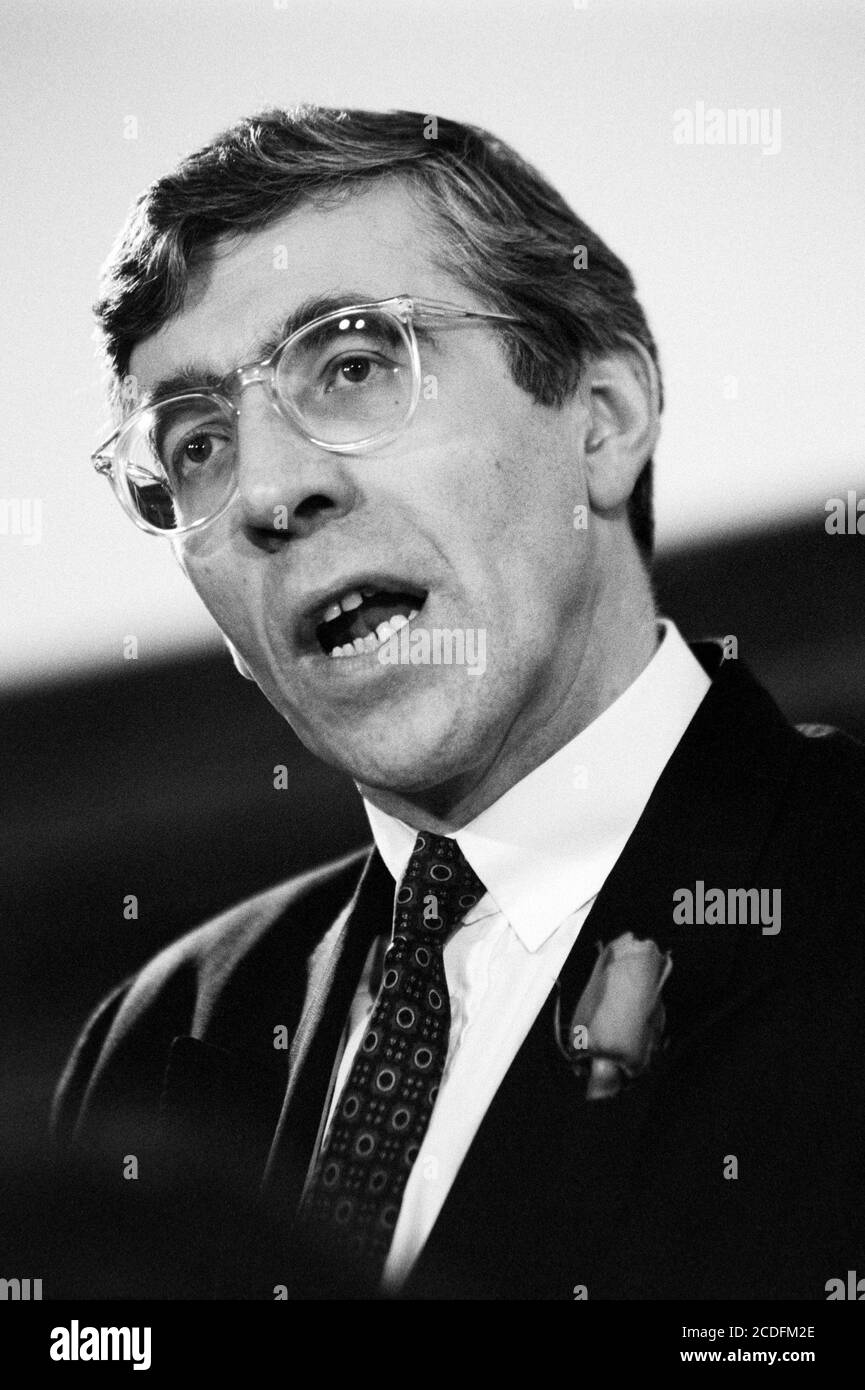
left=95, top=106, right=662, bottom=561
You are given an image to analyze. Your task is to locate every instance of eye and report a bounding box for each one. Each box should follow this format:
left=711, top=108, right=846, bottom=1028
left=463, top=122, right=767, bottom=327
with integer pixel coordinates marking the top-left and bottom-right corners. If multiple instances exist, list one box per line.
left=336, top=356, right=373, bottom=385
left=322, top=352, right=396, bottom=392
left=169, top=428, right=232, bottom=480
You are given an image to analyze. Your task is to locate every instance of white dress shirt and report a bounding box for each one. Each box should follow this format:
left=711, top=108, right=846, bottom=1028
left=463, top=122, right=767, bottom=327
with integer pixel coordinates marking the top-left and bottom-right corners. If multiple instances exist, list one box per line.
left=316, top=619, right=711, bottom=1289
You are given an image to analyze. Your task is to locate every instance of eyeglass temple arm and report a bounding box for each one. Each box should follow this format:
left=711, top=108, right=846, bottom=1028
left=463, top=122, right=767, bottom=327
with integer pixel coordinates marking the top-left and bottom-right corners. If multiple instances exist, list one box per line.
left=408, top=297, right=523, bottom=324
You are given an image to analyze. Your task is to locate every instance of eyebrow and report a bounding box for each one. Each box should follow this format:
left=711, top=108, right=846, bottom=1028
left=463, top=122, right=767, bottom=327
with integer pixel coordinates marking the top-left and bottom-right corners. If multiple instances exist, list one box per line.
left=140, top=290, right=407, bottom=406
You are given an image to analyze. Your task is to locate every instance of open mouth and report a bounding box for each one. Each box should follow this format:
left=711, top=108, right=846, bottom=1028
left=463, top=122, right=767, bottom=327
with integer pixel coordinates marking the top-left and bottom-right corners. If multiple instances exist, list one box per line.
left=314, top=584, right=427, bottom=658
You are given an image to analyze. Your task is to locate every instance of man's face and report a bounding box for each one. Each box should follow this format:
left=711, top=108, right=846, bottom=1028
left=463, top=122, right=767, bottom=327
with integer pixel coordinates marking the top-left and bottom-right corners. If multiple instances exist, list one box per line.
left=129, top=181, right=601, bottom=805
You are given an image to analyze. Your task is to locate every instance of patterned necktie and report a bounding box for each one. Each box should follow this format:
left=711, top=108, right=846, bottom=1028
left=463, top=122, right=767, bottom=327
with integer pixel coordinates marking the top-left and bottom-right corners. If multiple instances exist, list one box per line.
left=299, top=831, right=486, bottom=1284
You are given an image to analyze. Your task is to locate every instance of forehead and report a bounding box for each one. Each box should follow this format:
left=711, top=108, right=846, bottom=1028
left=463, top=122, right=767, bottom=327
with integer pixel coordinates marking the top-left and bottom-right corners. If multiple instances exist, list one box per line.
left=129, top=180, right=462, bottom=389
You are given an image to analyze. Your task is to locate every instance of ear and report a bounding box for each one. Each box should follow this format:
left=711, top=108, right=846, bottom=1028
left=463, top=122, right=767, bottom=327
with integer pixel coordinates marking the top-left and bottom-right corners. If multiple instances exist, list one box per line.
left=223, top=636, right=256, bottom=681
left=581, top=336, right=660, bottom=513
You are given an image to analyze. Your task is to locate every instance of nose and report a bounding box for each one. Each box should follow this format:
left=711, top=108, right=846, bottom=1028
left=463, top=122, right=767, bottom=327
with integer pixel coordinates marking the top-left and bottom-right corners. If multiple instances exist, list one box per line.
left=233, top=385, right=359, bottom=538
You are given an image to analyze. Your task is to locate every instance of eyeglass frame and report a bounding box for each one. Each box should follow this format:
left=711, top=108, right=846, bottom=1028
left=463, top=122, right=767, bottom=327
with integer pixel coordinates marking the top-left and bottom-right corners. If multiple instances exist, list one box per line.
left=91, top=294, right=525, bottom=536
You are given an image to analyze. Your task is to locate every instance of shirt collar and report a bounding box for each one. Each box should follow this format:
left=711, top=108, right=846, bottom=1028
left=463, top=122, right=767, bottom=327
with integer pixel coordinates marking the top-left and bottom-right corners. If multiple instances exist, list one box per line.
left=362, top=619, right=712, bottom=952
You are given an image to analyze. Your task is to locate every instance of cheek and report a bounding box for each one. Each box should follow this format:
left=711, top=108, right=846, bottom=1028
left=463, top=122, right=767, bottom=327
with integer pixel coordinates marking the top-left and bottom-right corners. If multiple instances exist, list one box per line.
left=481, top=401, right=582, bottom=519
left=464, top=446, right=586, bottom=596
left=182, top=550, right=259, bottom=641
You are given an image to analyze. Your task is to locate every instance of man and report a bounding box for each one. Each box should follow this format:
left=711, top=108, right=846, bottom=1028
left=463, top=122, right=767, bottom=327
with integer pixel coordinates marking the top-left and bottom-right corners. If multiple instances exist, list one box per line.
left=52, top=106, right=865, bottom=1301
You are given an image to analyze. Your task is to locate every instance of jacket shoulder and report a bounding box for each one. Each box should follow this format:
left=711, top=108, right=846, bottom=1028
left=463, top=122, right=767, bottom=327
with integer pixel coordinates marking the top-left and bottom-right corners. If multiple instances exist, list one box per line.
left=113, top=844, right=369, bottom=1022
left=152, top=844, right=370, bottom=989
left=791, top=720, right=865, bottom=801
left=770, top=721, right=865, bottom=890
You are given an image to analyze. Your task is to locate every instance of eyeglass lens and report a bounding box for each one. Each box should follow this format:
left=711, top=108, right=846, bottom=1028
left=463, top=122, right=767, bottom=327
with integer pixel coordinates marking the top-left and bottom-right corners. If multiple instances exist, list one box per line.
left=115, top=308, right=415, bottom=531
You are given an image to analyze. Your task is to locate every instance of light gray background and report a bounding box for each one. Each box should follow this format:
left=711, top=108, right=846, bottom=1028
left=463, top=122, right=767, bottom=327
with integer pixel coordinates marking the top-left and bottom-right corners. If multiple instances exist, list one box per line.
left=1, top=0, right=862, bottom=687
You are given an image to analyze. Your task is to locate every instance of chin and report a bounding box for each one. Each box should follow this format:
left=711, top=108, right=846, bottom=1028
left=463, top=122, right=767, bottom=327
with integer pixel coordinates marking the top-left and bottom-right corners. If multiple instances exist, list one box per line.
left=343, top=744, right=462, bottom=797
left=280, top=665, right=504, bottom=797
left=328, top=720, right=479, bottom=798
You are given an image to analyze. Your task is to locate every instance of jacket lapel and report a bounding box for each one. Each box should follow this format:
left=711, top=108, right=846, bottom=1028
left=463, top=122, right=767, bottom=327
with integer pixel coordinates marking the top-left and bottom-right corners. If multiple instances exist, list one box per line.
left=404, top=647, right=801, bottom=1298
left=259, top=845, right=395, bottom=1221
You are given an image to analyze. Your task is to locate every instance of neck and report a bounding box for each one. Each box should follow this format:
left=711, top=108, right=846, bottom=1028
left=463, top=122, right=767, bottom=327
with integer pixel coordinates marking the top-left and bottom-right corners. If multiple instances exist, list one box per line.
left=360, top=551, right=659, bottom=835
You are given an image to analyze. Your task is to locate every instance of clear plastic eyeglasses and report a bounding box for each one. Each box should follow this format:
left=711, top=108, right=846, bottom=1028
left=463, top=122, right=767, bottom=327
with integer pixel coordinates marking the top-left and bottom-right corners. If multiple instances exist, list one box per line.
left=91, top=294, right=523, bottom=536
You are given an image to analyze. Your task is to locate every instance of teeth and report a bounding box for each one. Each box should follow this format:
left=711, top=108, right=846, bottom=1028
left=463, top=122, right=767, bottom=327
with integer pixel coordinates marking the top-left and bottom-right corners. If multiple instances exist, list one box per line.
left=376, top=612, right=416, bottom=642
left=326, top=609, right=423, bottom=659
left=320, top=589, right=365, bottom=628
left=321, top=588, right=423, bottom=629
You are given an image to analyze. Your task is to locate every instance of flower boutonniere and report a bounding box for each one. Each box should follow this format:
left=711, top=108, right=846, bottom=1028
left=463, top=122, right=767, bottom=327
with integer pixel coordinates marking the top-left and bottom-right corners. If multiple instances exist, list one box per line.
left=556, top=933, right=673, bottom=1100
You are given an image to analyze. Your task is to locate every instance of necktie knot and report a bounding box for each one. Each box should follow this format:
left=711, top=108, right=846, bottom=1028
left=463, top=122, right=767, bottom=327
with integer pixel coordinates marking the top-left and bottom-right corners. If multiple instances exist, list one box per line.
left=391, top=831, right=486, bottom=946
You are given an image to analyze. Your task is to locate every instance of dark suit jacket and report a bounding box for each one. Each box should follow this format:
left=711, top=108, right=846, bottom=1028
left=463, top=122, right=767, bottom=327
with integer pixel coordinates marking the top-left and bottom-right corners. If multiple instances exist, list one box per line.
left=49, top=644, right=865, bottom=1300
